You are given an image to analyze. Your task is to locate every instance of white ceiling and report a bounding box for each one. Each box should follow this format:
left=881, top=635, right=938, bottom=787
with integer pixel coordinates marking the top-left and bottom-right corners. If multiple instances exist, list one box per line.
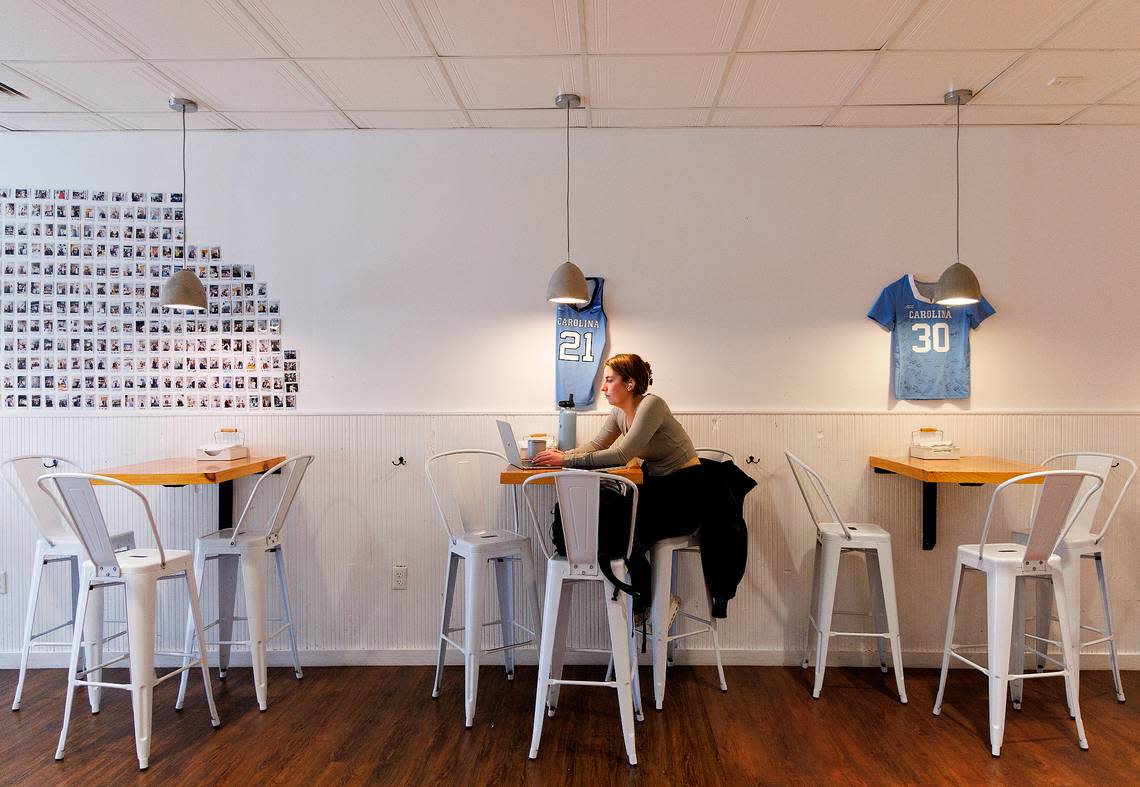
left=2, top=0, right=1140, bottom=130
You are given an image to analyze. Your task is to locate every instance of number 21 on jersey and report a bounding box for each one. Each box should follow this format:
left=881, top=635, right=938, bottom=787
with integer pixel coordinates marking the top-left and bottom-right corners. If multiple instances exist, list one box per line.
left=558, top=331, right=595, bottom=362
left=911, top=322, right=949, bottom=353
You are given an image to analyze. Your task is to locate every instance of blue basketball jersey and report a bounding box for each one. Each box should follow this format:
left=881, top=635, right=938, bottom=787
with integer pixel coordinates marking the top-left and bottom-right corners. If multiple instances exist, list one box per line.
left=868, top=274, right=995, bottom=400
left=555, top=277, right=607, bottom=407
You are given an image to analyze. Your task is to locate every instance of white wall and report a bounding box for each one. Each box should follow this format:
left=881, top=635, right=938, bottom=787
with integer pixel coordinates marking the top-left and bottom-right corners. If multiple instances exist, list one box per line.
left=1, top=127, right=1139, bottom=669
left=1, top=126, right=1138, bottom=413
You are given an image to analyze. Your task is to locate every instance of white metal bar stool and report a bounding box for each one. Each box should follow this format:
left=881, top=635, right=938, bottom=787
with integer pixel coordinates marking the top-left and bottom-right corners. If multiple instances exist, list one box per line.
left=38, top=472, right=219, bottom=771
left=786, top=452, right=907, bottom=703
left=426, top=450, right=542, bottom=728
left=1010, top=453, right=1134, bottom=708
left=523, top=471, right=641, bottom=765
left=933, top=469, right=1103, bottom=757
left=4, top=455, right=136, bottom=714
left=176, top=455, right=313, bottom=712
left=645, top=447, right=734, bottom=711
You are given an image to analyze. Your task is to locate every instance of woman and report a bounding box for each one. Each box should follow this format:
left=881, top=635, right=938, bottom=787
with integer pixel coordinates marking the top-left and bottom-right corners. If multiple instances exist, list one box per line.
left=533, top=353, right=702, bottom=616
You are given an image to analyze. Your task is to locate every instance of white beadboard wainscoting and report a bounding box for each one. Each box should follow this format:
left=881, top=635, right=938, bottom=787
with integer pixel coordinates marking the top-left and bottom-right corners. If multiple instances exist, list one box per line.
left=1, top=411, right=1137, bottom=671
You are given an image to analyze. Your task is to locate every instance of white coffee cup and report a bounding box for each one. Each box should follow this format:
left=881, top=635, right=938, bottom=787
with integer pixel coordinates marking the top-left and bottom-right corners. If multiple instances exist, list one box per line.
left=527, top=436, right=547, bottom=458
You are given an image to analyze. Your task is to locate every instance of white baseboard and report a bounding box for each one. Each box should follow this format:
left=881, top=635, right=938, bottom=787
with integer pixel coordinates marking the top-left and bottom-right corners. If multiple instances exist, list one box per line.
left=3, top=648, right=1137, bottom=671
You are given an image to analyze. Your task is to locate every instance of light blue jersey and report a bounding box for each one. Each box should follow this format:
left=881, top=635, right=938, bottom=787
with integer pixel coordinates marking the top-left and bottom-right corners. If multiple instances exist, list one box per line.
left=868, top=274, right=995, bottom=400
left=555, top=277, right=606, bottom=407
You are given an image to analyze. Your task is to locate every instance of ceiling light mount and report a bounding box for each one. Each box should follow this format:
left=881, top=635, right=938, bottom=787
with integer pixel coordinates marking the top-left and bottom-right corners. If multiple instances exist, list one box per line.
left=943, top=89, right=973, bottom=106
left=554, top=93, right=581, bottom=110
left=168, top=97, right=198, bottom=113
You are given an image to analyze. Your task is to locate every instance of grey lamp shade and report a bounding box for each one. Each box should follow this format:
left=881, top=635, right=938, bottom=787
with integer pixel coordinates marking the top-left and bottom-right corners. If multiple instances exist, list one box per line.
left=547, top=260, right=589, bottom=304
left=933, top=262, right=982, bottom=306
left=160, top=268, right=208, bottom=311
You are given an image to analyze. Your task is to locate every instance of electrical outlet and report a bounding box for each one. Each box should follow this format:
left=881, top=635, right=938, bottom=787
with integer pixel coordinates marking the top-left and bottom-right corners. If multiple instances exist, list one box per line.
left=392, top=564, right=408, bottom=590
left=0, top=571, right=7, bottom=595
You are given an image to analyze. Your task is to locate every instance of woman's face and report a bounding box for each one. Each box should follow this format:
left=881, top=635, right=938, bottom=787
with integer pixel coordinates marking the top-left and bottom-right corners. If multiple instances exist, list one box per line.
left=601, top=365, right=632, bottom=407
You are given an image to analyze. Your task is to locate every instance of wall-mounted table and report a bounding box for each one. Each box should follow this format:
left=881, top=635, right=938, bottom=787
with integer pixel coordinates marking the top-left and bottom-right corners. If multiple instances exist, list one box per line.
left=499, top=465, right=643, bottom=486
left=869, top=455, right=1044, bottom=550
left=94, top=455, right=286, bottom=532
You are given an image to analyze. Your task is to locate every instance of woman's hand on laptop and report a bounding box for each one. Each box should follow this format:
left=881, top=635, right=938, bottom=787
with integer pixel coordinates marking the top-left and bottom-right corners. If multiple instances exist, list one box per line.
left=532, top=448, right=564, bottom=468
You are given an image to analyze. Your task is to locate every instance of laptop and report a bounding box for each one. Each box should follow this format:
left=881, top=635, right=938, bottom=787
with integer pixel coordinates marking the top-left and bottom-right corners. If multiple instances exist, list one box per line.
left=496, top=420, right=550, bottom=470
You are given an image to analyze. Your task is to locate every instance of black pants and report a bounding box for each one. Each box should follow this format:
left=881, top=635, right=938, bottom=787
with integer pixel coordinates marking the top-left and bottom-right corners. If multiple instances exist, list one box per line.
left=625, top=464, right=706, bottom=614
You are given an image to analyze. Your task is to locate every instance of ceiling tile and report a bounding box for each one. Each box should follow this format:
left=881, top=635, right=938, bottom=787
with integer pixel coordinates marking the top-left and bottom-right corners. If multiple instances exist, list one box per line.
left=891, top=0, right=1092, bottom=50
left=591, top=108, right=709, bottom=127
left=225, top=111, right=353, bottom=129
left=953, top=104, right=1083, bottom=124
left=1067, top=104, right=1140, bottom=124
left=709, top=106, right=831, bottom=126
left=1045, top=0, right=1140, bottom=50
left=828, top=105, right=951, bottom=125
left=587, top=0, right=749, bottom=54
left=68, top=0, right=283, bottom=59
left=975, top=50, right=1140, bottom=105
left=101, top=111, right=238, bottom=130
left=590, top=56, right=726, bottom=108
left=848, top=51, right=1021, bottom=105
left=443, top=56, right=584, bottom=109
left=240, top=0, right=431, bottom=57
left=0, top=64, right=84, bottom=111
left=0, top=0, right=131, bottom=61
left=299, top=59, right=456, bottom=110
left=154, top=60, right=332, bottom=111
left=469, top=108, right=586, bottom=127
left=720, top=52, right=874, bottom=107
left=741, top=0, right=919, bottom=52
left=0, top=112, right=119, bottom=130
left=412, top=0, right=581, bottom=55
left=346, top=110, right=468, bottom=128
left=8, top=61, right=190, bottom=111
left=1104, top=76, right=1140, bottom=104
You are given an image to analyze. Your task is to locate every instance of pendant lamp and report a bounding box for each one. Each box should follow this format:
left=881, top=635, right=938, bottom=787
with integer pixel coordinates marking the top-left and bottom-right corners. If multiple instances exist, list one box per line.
left=934, top=89, right=982, bottom=307
left=546, top=93, right=589, bottom=305
left=160, top=96, right=207, bottom=312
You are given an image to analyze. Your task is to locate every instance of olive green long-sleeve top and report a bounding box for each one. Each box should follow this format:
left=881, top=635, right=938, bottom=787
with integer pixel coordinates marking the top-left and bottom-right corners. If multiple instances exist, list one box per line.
left=562, top=394, right=696, bottom=477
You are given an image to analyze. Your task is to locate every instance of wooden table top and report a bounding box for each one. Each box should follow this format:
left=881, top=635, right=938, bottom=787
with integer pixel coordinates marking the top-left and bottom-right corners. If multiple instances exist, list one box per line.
left=499, top=465, right=644, bottom=485
left=94, top=456, right=286, bottom=486
left=869, top=455, right=1045, bottom=484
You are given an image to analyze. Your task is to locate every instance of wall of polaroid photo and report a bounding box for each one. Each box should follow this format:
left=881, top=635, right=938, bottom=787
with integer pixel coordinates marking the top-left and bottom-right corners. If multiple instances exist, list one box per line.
left=1, top=187, right=298, bottom=411
left=0, top=128, right=1138, bottom=667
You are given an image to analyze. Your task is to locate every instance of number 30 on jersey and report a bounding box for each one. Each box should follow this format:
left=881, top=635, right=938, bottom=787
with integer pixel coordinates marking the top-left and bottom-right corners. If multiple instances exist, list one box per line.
left=911, top=322, right=949, bottom=353
left=558, top=330, right=595, bottom=363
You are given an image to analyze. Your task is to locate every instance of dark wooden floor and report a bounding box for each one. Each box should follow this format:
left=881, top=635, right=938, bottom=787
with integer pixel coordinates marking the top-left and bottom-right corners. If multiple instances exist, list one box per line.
left=1, top=664, right=1137, bottom=785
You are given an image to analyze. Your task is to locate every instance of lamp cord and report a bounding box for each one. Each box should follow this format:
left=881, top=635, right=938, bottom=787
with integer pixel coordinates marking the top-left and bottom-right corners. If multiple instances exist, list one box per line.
left=565, top=102, right=570, bottom=262
left=181, top=104, right=188, bottom=264
left=955, top=98, right=960, bottom=265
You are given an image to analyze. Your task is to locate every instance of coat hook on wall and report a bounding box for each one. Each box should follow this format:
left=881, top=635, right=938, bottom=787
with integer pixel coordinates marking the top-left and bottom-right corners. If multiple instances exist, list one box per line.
left=392, top=456, right=406, bottom=467
left=746, top=455, right=760, bottom=465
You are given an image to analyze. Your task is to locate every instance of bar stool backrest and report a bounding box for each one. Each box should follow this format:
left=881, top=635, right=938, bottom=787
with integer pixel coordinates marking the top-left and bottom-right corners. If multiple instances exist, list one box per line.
left=695, top=448, right=734, bottom=463
left=977, top=470, right=1103, bottom=566
left=36, top=473, right=164, bottom=578
left=522, top=471, right=638, bottom=577
left=1041, top=453, right=1135, bottom=543
left=2, top=455, right=82, bottom=546
left=785, top=451, right=852, bottom=540
left=426, top=450, right=514, bottom=542
left=230, top=455, right=314, bottom=546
